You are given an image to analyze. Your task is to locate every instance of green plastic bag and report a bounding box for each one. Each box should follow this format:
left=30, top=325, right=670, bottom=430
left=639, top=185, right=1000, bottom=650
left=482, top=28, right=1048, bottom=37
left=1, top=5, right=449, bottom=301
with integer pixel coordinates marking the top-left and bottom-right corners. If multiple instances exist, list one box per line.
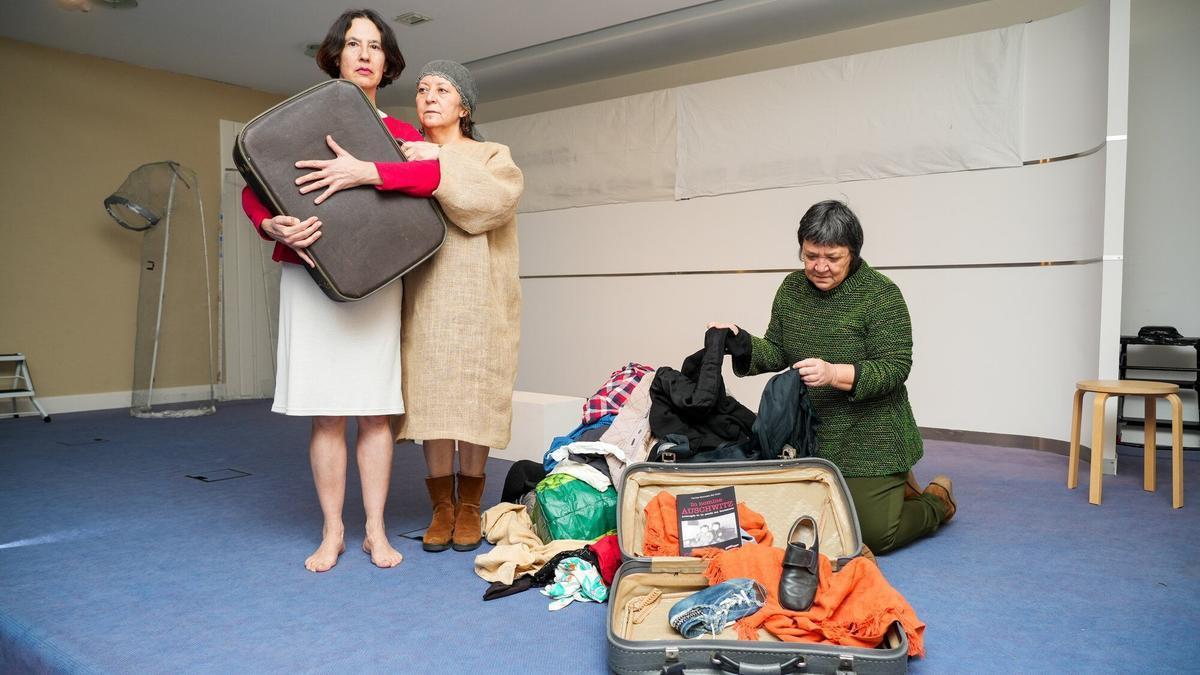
left=532, top=473, right=618, bottom=541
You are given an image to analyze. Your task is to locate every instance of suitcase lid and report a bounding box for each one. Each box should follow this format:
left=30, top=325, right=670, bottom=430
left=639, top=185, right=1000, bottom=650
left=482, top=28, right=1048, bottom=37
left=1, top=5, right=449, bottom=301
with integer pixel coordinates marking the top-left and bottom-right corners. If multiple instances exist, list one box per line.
left=616, top=457, right=863, bottom=571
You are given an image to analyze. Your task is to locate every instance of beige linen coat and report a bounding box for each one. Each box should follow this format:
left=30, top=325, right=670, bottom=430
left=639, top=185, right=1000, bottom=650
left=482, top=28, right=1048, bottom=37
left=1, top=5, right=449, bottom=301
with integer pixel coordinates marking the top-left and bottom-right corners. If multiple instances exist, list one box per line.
left=395, top=140, right=524, bottom=448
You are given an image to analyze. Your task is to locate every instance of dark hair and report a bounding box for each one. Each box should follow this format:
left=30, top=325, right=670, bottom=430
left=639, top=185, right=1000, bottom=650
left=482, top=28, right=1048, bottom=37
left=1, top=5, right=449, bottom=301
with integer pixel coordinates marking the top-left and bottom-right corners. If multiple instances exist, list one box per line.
left=796, top=200, right=864, bottom=259
left=459, top=116, right=477, bottom=140
left=315, top=9, right=405, bottom=89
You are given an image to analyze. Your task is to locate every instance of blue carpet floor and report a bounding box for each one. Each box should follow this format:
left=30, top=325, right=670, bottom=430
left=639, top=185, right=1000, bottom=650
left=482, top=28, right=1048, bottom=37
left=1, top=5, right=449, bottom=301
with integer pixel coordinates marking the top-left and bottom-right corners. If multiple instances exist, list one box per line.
left=1, top=400, right=1198, bottom=673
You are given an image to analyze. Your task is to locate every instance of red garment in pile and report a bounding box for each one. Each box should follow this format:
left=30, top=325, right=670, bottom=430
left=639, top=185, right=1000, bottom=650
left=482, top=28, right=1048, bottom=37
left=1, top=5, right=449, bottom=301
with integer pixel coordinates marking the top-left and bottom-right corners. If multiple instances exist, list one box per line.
left=588, top=534, right=621, bottom=586
left=582, top=363, right=654, bottom=424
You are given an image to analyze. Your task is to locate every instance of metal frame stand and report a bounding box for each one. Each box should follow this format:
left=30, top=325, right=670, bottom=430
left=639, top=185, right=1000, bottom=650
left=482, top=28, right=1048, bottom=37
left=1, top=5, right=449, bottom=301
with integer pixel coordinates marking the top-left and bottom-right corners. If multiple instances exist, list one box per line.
left=1, top=353, right=51, bottom=422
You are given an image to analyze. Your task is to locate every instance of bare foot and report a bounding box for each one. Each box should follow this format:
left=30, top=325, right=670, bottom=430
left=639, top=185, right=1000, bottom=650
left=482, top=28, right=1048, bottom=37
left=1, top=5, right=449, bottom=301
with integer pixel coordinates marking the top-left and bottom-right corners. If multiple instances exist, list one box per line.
left=362, top=533, right=403, bottom=568
left=304, top=527, right=346, bottom=573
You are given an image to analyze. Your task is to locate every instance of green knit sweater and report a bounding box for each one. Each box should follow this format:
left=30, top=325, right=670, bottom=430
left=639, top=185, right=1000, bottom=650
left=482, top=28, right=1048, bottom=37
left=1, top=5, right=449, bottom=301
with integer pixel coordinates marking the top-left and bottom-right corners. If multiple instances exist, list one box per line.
left=736, top=261, right=923, bottom=477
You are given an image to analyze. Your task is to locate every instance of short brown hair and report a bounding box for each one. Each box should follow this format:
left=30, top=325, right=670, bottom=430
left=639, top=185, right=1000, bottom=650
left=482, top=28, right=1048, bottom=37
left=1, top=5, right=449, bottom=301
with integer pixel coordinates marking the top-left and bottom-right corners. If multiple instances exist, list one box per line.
left=315, top=9, right=405, bottom=89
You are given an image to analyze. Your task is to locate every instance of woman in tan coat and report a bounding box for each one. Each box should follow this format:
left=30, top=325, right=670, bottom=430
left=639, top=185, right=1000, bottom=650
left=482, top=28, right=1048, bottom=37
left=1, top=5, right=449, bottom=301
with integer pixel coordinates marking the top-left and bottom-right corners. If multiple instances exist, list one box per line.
left=397, top=61, right=523, bottom=553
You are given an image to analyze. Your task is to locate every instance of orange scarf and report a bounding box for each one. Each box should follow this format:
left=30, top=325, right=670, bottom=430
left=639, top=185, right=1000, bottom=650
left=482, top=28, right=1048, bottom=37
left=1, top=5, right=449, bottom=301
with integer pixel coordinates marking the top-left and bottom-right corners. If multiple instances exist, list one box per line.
left=642, top=491, right=924, bottom=656
left=642, top=491, right=773, bottom=556
left=698, top=543, right=925, bottom=657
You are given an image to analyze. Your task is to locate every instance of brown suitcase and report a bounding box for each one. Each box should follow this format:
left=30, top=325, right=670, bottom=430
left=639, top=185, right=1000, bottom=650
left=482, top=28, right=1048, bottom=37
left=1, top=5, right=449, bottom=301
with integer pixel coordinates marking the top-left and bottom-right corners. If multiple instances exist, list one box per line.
left=234, top=79, right=446, bottom=302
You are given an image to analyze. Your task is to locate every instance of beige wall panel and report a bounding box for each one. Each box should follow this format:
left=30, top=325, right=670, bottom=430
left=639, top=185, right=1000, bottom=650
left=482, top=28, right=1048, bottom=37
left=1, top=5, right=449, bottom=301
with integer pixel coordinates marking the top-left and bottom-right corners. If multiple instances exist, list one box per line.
left=0, top=38, right=281, bottom=397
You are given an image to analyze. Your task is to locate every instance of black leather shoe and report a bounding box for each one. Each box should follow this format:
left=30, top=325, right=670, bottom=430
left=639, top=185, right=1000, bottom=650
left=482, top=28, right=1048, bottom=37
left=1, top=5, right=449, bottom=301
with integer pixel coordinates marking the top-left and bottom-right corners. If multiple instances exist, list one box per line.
left=779, top=515, right=820, bottom=611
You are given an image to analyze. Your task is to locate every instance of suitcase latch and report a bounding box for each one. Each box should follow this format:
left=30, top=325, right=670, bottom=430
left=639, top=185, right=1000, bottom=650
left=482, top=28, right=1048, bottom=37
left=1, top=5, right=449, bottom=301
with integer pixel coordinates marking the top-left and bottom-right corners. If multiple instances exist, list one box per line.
left=659, top=450, right=676, bottom=463
left=836, top=655, right=856, bottom=674
left=781, top=445, right=798, bottom=459
left=664, top=646, right=680, bottom=663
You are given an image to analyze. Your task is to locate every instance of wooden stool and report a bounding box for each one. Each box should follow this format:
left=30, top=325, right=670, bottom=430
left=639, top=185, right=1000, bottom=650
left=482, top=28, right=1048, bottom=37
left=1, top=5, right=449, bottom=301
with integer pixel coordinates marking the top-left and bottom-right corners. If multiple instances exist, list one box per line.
left=1067, top=380, right=1184, bottom=508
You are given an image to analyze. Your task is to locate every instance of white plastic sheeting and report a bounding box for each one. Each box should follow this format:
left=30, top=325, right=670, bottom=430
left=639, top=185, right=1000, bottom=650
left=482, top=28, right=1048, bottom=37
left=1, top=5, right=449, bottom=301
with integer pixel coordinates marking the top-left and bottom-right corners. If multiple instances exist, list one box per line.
left=674, top=25, right=1026, bottom=199
left=479, top=90, right=676, bottom=213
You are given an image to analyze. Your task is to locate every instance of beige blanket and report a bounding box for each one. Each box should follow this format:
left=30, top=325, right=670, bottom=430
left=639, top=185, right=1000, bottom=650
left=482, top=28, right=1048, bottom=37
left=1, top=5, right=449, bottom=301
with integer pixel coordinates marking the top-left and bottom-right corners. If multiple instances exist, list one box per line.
left=474, top=503, right=592, bottom=585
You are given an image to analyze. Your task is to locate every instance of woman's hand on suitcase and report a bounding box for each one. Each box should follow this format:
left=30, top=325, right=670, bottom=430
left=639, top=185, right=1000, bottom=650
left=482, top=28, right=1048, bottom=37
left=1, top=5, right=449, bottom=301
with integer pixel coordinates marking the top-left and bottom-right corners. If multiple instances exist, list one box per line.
left=400, top=141, right=440, bottom=161
left=261, top=215, right=321, bottom=268
left=295, top=135, right=382, bottom=205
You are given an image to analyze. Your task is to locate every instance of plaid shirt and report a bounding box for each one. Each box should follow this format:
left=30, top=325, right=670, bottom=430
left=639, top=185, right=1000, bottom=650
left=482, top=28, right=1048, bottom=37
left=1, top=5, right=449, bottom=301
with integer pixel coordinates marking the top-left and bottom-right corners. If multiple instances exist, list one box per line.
left=583, top=363, right=654, bottom=424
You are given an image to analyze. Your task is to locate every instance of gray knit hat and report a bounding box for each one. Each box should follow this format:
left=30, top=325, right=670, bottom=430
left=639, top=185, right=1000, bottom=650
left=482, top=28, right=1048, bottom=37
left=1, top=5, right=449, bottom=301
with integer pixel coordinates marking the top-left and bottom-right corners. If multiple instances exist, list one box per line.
left=417, top=60, right=482, bottom=140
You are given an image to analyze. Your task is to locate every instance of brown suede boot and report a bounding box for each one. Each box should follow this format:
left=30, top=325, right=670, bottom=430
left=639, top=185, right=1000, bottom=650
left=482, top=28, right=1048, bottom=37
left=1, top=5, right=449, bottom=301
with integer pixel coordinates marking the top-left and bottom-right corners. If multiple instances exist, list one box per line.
left=452, top=473, right=486, bottom=552
left=924, top=475, right=957, bottom=524
left=422, top=474, right=456, bottom=552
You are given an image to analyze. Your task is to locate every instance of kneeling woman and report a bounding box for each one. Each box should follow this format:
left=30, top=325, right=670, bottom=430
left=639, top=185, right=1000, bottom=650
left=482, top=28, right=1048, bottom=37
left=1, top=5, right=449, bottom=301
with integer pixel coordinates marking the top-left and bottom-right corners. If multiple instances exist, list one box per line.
left=711, top=200, right=955, bottom=554
left=241, top=9, right=438, bottom=571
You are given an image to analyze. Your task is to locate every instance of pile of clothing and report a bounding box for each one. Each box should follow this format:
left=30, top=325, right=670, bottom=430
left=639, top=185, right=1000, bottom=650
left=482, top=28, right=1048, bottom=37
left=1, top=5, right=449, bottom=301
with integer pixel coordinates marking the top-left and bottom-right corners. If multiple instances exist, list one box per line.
left=481, top=363, right=656, bottom=609
left=484, top=339, right=822, bottom=611
left=474, top=502, right=621, bottom=610
left=502, top=363, right=657, bottom=545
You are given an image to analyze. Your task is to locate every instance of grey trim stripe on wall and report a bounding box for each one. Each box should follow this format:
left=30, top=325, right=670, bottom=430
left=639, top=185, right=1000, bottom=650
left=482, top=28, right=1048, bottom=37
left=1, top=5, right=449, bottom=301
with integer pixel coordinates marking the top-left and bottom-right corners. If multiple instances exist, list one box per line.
left=521, top=258, right=1104, bottom=280
left=1021, top=141, right=1105, bottom=166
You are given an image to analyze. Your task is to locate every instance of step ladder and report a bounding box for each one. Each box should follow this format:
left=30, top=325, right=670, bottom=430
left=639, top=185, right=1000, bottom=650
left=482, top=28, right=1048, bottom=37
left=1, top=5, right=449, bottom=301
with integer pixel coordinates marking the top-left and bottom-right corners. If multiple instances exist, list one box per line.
left=2, top=353, right=50, bottom=422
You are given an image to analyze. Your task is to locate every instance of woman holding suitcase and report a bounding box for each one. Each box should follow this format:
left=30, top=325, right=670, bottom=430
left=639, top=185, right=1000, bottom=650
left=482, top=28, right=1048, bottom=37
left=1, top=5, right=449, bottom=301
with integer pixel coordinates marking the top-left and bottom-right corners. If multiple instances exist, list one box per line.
left=241, top=9, right=439, bottom=572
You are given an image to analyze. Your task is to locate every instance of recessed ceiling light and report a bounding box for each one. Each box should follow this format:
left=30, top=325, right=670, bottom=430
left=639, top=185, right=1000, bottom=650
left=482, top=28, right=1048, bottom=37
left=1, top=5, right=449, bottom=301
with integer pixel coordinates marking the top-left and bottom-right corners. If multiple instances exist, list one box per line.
left=55, top=0, right=137, bottom=10
left=55, top=0, right=92, bottom=11
left=394, top=12, right=432, bottom=26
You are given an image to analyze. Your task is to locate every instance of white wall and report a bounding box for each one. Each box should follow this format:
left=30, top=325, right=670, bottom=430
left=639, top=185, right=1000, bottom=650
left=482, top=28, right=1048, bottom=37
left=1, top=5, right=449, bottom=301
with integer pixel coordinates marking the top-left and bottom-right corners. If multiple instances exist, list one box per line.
left=513, top=1, right=1116, bottom=446
left=1123, top=0, right=1200, bottom=338
left=1118, top=0, right=1200, bottom=444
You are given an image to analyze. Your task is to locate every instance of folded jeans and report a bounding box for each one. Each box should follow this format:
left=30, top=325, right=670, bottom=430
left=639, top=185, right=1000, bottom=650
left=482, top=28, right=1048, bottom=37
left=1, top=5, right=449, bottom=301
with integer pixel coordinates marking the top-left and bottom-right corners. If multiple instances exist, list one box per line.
left=668, top=578, right=766, bottom=639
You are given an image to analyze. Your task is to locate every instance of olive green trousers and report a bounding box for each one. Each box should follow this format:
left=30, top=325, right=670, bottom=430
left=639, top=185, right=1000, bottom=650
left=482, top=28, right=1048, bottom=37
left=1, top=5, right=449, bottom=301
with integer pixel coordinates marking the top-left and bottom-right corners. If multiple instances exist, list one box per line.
left=844, top=471, right=946, bottom=554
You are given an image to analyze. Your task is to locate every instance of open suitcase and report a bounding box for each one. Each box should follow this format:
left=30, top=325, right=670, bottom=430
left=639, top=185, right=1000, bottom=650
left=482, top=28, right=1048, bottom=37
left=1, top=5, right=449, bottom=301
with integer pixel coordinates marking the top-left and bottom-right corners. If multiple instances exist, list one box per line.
left=608, top=458, right=910, bottom=674
left=234, top=79, right=446, bottom=302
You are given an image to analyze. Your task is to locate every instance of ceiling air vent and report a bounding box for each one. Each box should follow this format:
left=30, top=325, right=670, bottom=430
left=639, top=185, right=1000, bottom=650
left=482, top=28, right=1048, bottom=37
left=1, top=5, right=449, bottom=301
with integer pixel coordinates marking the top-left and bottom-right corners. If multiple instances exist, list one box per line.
left=394, top=12, right=432, bottom=26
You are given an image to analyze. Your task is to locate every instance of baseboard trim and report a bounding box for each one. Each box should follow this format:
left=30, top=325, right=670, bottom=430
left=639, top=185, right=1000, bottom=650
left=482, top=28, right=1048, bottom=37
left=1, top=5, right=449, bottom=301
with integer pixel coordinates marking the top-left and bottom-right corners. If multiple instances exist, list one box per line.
left=920, top=427, right=1074, bottom=456
left=38, top=385, right=217, bottom=415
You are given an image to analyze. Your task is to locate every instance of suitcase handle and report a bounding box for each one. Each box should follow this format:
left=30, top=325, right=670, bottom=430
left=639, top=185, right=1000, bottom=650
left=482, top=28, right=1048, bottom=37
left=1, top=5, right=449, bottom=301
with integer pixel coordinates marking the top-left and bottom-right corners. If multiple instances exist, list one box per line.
left=660, top=653, right=806, bottom=674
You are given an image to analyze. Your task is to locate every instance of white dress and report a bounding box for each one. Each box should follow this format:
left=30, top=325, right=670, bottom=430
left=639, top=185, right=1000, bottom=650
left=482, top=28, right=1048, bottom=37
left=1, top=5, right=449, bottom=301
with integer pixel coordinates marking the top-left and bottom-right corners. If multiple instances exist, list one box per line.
left=271, top=263, right=404, bottom=416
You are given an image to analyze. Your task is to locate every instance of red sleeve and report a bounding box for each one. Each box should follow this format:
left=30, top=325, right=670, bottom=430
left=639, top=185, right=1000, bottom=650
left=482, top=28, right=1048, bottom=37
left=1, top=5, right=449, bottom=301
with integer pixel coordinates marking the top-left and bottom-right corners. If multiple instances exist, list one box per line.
left=241, top=186, right=274, bottom=242
left=375, top=117, right=440, bottom=197
left=387, top=118, right=424, bottom=143
left=241, top=185, right=299, bottom=265
left=374, top=160, right=440, bottom=197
